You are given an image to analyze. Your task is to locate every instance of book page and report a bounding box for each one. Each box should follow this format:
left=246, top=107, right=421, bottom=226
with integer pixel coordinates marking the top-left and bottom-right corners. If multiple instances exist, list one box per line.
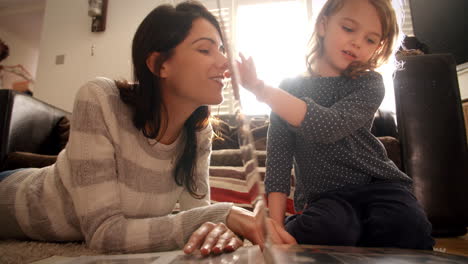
left=33, top=246, right=263, bottom=264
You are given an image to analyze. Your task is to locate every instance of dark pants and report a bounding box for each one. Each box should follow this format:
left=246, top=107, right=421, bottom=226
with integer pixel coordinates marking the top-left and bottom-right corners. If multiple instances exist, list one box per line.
left=284, top=181, right=435, bottom=250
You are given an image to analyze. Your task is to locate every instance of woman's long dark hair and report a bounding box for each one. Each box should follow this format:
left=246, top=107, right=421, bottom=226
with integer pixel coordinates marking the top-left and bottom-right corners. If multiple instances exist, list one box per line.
left=117, top=1, right=222, bottom=198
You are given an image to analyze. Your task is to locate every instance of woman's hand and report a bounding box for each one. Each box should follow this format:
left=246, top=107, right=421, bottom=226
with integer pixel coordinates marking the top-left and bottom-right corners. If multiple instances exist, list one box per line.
left=183, top=222, right=243, bottom=256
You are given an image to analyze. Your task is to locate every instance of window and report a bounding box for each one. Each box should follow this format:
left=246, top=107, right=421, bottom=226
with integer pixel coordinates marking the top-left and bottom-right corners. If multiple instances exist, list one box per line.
left=378, top=0, right=413, bottom=112
left=210, top=0, right=308, bottom=115
left=235, top=0, right=309, bottom=115
left=209, top=4, right=236, bottom=115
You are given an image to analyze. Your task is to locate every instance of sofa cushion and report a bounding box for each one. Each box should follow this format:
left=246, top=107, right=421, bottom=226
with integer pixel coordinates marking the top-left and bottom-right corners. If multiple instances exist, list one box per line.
left=212, top=121, right=239, bottom=150
left=378, top=136, right=402, bottom=170
left=2, top=151, right=57, bottom=171
left=212, top=115, right=270, bottom=150
left=251, top=124, right=268, bottom=150
left=209, top=166, right=297, bottom=214
left=54, top=116, right=71, bottom=151
left=210, top=149, right=266, bottom=167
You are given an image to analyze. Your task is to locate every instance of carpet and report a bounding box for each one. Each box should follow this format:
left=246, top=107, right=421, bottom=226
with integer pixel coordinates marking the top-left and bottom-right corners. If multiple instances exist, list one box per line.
left=0, top=240, right=100, bottom=264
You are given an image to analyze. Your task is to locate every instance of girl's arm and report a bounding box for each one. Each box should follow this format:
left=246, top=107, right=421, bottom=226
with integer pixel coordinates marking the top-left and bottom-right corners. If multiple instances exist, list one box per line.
left=258, top=83, right=307, bottom=127
left=237, top=54, right=307, bottom=127
left=238, top=55, right=385, bottom=143
left=268, top=192, right=288, bottom=227
left=264, top=112, right=295, bottom=227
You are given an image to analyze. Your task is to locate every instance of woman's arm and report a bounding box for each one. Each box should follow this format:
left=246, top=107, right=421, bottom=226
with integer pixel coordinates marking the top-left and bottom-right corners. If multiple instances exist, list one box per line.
left=178, top=125, right=244, bottom=255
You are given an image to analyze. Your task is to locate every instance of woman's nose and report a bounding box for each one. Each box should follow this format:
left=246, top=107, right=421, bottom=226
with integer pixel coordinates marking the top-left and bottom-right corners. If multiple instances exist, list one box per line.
left=218, top=54, right=229, bottom=70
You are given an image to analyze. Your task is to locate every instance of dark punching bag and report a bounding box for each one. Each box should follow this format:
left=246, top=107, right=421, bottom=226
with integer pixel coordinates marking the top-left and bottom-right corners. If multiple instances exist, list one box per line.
left=394, top=54, right=468, bottom=237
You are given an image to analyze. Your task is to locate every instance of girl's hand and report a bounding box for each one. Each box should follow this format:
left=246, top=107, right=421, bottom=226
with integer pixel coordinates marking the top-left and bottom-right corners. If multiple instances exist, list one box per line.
left=265, top=218, right=297, bottom=246
left=252, top=199, right=297, bottom=247
left=237, top=53, right=265, bottom=97
left=226, top=205, right=297, bottom=250
left=184, top=222, right=243, bottom=256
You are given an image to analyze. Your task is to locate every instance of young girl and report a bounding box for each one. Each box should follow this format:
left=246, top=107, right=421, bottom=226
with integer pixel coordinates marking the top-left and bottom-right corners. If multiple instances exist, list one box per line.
left=238, top=0, right=434, bottom=249
left=0, top=1, right=293, bottom=255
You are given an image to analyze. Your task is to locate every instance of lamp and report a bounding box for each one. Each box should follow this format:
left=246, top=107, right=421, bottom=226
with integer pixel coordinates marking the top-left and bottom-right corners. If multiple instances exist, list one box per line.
left=88, top=0, right=108, bottom=32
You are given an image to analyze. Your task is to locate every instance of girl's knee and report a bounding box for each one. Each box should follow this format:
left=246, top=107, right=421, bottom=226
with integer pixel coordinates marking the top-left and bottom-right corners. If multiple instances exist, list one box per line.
left=362, top=209, right=434, bottom=249
left=397, top=212, right=434, bottom=249
left=285, top=213, right=360, bottom=246
left=393, top=207, right=432, bottom=235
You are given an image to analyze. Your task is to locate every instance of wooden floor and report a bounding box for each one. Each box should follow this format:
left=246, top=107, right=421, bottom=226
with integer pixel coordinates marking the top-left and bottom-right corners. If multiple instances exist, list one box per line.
left=434, top=233, right=468, bottom=257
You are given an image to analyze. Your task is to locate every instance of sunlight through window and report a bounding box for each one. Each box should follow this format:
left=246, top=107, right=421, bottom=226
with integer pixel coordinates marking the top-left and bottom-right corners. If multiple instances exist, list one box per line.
left=237, top=1, right=308, bottom=115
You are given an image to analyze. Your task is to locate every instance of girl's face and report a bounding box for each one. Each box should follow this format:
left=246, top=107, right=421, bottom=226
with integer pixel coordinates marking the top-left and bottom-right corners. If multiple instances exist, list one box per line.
left=160, top=18, right=228, bottom=108
left=317, top=0, right=382, bottom=77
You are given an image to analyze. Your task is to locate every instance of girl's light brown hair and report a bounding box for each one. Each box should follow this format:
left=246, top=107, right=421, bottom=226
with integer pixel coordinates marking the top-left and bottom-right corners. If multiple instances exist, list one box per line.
left=305, top=0, right=403, bottom=78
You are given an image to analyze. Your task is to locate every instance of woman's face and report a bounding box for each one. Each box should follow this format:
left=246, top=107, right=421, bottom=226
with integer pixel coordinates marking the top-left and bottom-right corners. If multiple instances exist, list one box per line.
left=160, top=18, right=228, bottom=108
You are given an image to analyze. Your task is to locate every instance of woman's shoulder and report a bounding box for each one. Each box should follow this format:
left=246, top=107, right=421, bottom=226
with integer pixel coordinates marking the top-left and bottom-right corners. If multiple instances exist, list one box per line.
left=72, top=77, right=125, bottom=114
left=195, top=122, right=213, bottom=152
left=197, top=122, right=213, bottom=138
left=73, top=77, right=121, bottom=106
left=78, top=77, right=118, bottom=96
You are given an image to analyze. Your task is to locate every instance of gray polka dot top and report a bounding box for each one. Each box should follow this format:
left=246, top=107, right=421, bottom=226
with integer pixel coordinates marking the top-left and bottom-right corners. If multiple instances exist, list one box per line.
left=265, top=71, right=412, bottom=211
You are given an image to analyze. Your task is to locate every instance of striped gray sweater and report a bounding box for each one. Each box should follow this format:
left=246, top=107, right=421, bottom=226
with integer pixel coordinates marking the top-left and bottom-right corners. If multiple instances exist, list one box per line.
left=0, top=77, right=232, bottom=252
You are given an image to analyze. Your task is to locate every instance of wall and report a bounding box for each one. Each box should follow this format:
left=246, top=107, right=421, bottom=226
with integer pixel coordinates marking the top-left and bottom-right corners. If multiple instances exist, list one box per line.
left=0, top=1, right=45, bottom=92
left=458, top=63, right=468, bottom=100
left=34, top=0, right=177, bottom=111
left=410, top=0, right=468, bottom=65
left=0, top=28, right=38, bottom=90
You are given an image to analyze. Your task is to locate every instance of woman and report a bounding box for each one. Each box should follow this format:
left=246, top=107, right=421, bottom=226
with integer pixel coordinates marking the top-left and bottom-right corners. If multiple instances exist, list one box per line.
left=0, top=1, right=294, bottom=255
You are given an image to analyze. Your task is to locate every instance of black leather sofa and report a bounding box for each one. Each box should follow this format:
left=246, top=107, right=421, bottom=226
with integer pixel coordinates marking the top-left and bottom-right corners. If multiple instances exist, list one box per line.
left=0, top=89, right=70, bottom=170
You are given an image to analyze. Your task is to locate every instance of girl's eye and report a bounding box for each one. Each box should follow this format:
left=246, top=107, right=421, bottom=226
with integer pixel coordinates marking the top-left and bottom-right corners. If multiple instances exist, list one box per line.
left=198, top=49, right=210, bottom=54
left=367, top=39, right=377, bottom=44
left=342, top=26, right=353, bottom=32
